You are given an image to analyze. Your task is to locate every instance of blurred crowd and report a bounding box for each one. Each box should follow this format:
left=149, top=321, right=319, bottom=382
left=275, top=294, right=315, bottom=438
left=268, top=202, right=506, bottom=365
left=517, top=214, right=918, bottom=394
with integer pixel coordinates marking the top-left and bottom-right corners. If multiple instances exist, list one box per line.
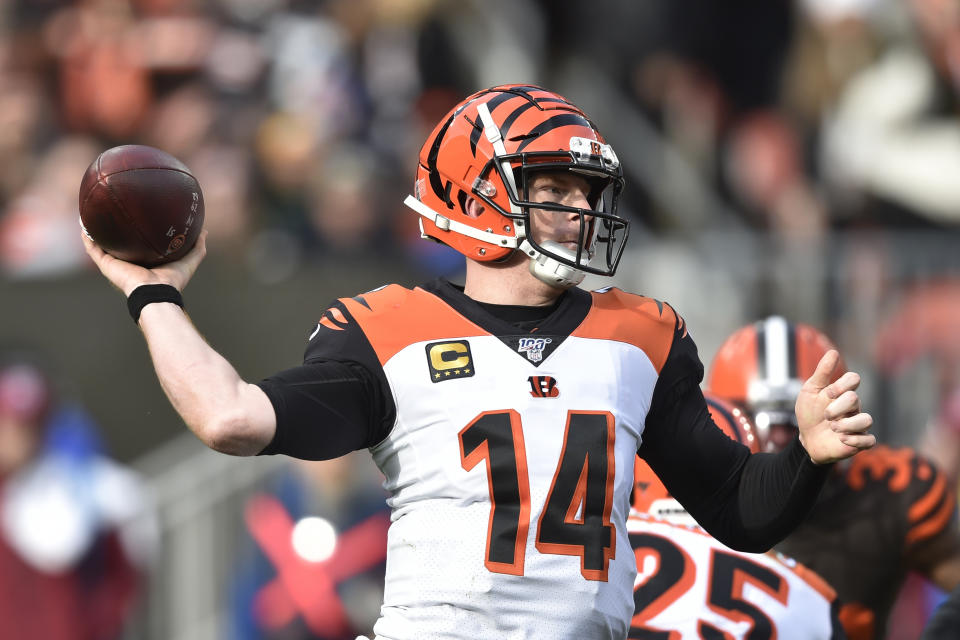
left=4, top=0, right=960, bottom=638
left=0, top=0, right=955, bottom=278
left=0, top=0, right=957, bottom=268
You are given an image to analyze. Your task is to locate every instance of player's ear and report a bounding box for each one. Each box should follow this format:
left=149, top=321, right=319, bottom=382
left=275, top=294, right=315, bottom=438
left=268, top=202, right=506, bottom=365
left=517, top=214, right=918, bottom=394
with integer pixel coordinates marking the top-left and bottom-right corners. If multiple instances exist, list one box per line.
left=464, top=197, right=485, bottom=219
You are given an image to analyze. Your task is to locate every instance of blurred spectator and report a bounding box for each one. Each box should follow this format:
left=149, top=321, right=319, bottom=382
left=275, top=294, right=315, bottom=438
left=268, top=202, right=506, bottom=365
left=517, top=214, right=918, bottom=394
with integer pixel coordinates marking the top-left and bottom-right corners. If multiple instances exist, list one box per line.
left=874, top=280, right=960, bottom=470
left=820, top=0, right=960, bottom=228
left=47, top=2, right=155, bottom=143
left=230, top=452, right=389, bottom=640
left=0, top=351, right=156, bottom=640
left=0, top=136, right=100, bottom=278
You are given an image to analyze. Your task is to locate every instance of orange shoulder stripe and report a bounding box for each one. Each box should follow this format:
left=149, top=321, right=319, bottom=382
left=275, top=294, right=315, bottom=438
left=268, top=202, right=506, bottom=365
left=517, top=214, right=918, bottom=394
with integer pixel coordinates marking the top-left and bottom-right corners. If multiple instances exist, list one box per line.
left=571, top=289, right=677, bottom=373
left=908, top=471, right=947, bottom=523
left=790, top=561, right=837, bottom=602
left=906, top=490, right=956, bottom=545
left=340, top=285, right=485, bottom=365
left=906, top=473, right=957, bottom=546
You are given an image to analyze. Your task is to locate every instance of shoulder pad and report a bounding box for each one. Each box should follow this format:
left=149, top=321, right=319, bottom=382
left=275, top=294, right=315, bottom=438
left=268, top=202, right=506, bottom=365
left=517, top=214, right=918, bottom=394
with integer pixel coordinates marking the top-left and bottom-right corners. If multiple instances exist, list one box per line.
left=573, top=288, right=685, bottom=373
left=337, top=284, right=483, bottom=365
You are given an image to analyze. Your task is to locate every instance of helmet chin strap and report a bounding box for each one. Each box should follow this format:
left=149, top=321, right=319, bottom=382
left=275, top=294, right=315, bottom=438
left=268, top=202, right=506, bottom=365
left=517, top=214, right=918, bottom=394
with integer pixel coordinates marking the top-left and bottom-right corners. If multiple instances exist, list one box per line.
left=521, top=240, right=587, bottom=288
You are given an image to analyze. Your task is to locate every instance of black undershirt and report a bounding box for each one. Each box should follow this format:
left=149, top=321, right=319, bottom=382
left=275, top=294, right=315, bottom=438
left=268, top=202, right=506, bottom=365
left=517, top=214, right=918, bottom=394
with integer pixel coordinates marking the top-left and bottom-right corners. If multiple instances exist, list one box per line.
left=257, top=296, right=828, bottom=553
left=474, top=297, right=563, bottom=332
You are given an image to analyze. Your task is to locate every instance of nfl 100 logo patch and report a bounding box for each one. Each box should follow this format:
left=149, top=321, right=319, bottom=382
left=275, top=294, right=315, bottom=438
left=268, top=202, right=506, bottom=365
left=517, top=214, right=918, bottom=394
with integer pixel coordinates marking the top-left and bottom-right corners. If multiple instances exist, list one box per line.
left=517, top=337, right=552, bottom=363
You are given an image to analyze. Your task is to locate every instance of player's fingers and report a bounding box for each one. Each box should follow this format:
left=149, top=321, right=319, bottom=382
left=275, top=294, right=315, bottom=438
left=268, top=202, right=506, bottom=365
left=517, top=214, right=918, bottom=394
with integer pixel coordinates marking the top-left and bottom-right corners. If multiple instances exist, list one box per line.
left=81, top=230, right=105, bottom=260
left=803, top=350, right=841, bottom=393
left=825, top=390, right=860, bottom=420
left=831, top=412, right=873, bottom=434
left=838, top=432, right=877, bottom=450
left=823, top=371, right=861, bottom=400
left=178, top=230, right=207, bottom=272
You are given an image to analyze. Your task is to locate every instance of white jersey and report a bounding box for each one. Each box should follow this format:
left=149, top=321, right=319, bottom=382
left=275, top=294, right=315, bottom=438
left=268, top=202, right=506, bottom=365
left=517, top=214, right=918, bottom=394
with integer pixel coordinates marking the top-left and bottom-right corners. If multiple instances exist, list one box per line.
left=627, top=512, right=842, bottom=640
left=305, top=280, right=690, bottom=640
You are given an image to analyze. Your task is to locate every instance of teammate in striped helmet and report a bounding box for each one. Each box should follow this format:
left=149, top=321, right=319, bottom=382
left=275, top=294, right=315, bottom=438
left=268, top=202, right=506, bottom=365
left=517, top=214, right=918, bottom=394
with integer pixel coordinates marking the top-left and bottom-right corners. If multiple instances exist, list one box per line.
left=707, top=317, right=960, bottom=639
left=629, top=393, right=844, bottom=639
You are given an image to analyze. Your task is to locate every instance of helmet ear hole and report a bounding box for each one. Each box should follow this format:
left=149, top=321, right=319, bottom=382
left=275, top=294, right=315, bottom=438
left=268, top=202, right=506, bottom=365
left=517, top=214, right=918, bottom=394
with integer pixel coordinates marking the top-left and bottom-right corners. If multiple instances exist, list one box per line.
left=462, top=195, right=484, bottom=219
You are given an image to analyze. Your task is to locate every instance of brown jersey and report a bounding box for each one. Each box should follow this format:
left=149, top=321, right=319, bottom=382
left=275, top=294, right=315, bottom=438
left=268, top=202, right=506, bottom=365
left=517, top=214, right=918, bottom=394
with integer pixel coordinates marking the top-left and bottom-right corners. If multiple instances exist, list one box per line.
left=774, top=445, right=959, bottom=640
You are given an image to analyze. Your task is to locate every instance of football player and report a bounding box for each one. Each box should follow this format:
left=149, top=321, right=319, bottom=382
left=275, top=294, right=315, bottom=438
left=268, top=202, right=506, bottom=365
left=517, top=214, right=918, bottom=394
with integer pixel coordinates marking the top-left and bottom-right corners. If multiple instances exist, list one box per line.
left=82, top=85, right=875, bottom=640
left=707, top=316, right=960, bottom=640
left=629, top=393, right=846, bottom=639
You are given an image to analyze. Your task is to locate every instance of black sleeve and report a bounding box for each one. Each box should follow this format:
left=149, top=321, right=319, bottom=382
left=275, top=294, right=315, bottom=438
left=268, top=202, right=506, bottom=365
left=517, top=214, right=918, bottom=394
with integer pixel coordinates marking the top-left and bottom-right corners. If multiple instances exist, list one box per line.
left=255, top=359, right=393, bottom=460
left=254, top=298, right=396, bottom=460
left=638, top=315, right=829, bottom=553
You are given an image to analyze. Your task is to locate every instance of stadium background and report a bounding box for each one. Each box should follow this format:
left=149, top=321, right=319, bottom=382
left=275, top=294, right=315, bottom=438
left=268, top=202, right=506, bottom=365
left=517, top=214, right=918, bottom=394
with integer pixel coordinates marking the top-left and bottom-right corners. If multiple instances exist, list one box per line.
left=2, top=0, right=960, bottom=638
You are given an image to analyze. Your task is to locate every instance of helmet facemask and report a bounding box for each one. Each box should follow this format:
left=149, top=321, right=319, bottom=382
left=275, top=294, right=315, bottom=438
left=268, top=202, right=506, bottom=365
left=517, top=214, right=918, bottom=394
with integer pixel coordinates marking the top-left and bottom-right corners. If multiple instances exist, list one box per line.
left=472, top=142, right=628, bottom=288
left=707, top=315, right=846, bottom=453
left=748, top=392, right=801, bottom=453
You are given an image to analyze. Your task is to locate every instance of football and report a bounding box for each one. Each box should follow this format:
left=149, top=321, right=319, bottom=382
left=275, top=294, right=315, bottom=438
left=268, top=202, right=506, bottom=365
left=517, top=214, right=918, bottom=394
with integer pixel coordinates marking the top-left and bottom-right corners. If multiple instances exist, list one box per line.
left=79, top=145, right=204, bottom=267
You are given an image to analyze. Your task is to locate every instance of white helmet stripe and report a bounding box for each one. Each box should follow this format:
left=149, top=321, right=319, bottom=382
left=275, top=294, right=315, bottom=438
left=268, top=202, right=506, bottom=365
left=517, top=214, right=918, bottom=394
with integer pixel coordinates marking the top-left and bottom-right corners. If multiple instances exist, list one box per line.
left=762, top=316, right=791, bottom=386
left=476, top=102, right=522, bottom=216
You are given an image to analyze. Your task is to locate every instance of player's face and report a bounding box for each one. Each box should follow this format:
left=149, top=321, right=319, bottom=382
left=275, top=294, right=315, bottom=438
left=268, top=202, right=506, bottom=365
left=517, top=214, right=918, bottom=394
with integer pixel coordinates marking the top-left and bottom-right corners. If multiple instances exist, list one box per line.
left=764, top=423, right=796, bottom=453
left=750, top=405, right=798, bottom=453
left=526, top=171, right=595, bottom=251
left=0, top=413, right=41, bottom=474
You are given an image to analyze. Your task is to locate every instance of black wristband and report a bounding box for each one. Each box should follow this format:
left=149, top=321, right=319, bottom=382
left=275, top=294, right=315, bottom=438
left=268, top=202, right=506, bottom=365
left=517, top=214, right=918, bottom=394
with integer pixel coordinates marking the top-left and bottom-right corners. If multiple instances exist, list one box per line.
left=127, top=284, right=184, bottom=323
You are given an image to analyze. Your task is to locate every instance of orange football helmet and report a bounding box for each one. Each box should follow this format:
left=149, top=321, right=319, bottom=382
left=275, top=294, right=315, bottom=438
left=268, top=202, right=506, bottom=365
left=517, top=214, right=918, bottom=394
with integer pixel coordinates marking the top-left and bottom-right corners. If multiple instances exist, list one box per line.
left=706, top=316, right=846, bottom=451
left=633, top=393, right=759, bottom=523
left=404, top=84, right=629, bottom=287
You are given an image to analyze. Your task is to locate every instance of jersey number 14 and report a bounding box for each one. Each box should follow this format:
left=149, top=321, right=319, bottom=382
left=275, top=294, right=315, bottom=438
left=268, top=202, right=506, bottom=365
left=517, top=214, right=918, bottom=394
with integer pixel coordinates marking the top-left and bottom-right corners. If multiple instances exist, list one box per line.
left=458, top=409, right=616, bottom=581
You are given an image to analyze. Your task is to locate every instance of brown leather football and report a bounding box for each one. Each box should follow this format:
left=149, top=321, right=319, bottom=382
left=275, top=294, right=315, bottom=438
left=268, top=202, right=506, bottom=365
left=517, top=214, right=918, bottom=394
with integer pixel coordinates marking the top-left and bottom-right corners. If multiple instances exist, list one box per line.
left=79, top=145, right=204, bottom=267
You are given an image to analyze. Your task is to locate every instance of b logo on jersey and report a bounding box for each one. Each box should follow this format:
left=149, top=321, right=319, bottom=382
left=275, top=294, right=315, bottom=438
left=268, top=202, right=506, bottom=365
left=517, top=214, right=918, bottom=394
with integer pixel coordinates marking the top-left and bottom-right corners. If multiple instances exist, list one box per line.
left=517, top=337, right=552, bottom=363
left=426, top=341, right=475, bottom=383
left=528, top=376, right=559, bottom=398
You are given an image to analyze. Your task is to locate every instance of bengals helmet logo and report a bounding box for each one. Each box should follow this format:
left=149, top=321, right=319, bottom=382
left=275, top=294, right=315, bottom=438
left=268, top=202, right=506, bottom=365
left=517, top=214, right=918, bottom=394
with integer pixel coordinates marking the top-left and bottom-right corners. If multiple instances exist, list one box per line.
left=528, top=375, right=559, bottom=398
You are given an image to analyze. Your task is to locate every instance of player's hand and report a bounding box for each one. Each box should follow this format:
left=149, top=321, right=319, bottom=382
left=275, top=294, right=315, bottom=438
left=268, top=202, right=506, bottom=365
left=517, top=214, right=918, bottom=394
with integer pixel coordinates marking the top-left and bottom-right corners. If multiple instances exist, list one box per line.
left=795, top=350, right=875, bottom=464
left=81, top=229, right=207, bottom=297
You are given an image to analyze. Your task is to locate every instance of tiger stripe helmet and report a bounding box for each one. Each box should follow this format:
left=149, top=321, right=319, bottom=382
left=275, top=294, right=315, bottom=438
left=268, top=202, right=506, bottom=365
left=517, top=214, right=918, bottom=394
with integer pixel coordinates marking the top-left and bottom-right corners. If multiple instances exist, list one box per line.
left=706, top=316, right=846, bottom=451
left=632, top=393, right=759, bottom=523
left=404, top=84, right=629, bottom=287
